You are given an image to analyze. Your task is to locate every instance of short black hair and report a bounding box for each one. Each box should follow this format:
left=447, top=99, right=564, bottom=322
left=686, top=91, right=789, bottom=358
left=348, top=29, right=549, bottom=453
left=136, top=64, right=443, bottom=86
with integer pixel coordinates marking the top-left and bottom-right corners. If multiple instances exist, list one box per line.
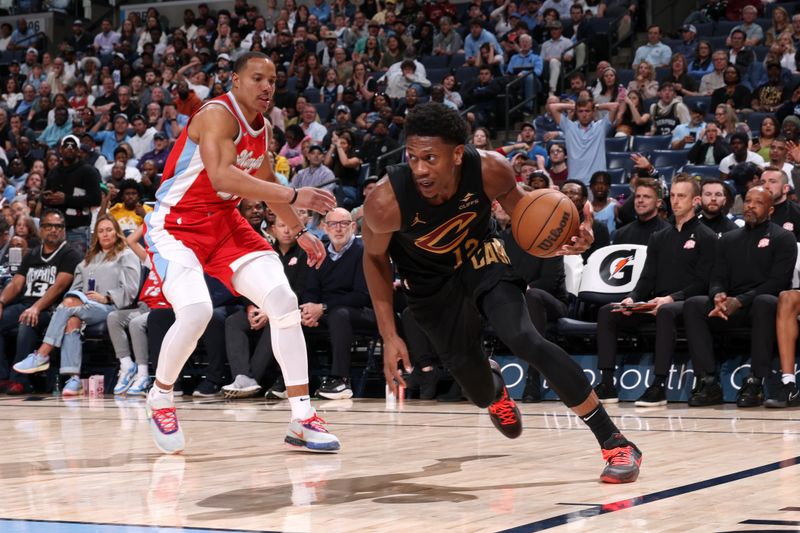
left=404, top=102, right=468, bottom=146
left=40, top=208, right=65, bottom=223
left=562, top=179, right=588, bottom=198
left=589, top=171, right=611, bottom=186
left=118, top=178, right=140, bottom=195
left=233, top=51, right=270, bottom=73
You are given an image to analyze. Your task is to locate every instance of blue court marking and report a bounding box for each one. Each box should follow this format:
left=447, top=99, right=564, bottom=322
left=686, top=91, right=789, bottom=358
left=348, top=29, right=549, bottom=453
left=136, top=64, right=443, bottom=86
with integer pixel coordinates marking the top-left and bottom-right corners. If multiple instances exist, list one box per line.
left=498, top=455, right=800, bottom=532
left=741, top=519, right=800, bottom=526
left=0, top=518, right=279, bottom=533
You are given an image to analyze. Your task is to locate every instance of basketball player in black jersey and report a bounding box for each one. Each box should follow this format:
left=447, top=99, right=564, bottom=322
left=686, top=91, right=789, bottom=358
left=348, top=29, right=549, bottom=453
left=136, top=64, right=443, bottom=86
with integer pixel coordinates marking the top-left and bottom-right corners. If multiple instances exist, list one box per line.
left=362, top=102, right=643, bottom=483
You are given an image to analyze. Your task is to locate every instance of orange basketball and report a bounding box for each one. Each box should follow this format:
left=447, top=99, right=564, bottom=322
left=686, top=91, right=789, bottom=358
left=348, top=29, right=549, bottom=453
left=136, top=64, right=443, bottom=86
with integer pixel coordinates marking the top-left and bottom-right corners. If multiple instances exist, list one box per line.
left=511, top=189, right=580, bottom=258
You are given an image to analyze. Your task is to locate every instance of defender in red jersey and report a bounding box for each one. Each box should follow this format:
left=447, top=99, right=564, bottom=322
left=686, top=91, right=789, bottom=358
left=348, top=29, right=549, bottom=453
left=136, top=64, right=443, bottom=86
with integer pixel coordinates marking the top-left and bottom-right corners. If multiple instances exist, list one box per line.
left=144, top=52, right=340, bottom=454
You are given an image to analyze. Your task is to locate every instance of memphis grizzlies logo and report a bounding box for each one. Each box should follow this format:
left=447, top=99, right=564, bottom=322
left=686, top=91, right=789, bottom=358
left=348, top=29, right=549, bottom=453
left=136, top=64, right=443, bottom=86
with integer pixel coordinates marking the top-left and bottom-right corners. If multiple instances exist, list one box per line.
left=599, top=249, right=638, bottom=287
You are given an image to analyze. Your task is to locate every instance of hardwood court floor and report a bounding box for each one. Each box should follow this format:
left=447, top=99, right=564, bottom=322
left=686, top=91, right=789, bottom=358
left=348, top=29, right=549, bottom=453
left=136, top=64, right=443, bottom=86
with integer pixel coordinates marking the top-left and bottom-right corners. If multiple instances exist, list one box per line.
left=0, top=395, right=799, bottom=533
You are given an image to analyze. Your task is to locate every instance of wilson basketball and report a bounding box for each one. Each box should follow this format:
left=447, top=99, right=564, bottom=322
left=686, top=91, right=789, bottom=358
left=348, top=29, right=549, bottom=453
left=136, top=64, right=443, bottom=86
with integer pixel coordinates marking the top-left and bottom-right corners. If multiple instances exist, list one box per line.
left=511, top=189, right=580, bottom=258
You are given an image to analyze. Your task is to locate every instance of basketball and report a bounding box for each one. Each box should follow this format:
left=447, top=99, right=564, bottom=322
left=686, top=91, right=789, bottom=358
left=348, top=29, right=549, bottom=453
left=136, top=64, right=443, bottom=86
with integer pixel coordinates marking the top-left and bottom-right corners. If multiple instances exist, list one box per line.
left=511, top=189, right=580, bottom=258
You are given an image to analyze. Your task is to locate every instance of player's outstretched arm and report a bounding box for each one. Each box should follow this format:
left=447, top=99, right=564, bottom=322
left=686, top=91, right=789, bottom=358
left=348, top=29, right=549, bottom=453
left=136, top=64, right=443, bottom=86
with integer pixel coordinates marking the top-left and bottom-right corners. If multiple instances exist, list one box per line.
left=192, top=105, right=336, bottom=214
left=362, top=178, right=410, bottom=394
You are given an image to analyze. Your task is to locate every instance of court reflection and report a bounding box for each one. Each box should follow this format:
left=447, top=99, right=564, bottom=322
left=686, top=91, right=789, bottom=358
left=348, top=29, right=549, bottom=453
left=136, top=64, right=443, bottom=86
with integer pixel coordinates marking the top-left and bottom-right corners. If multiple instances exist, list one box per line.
left=190, top=455, right=596, bottom=521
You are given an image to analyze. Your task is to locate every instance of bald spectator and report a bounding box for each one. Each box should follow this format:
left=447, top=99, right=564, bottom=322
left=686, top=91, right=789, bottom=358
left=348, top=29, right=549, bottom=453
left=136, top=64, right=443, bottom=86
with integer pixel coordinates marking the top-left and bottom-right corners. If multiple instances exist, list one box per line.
left=731, top=4, right=764, bottom=46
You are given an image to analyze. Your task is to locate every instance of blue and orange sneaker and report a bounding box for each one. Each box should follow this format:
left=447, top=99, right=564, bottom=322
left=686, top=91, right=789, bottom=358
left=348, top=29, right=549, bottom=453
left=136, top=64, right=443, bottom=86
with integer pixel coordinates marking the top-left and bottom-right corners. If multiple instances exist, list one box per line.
left=600, top=433, right=643, bottom=483
left=146, top=389, right=185, bottom=454
left=285, top=409, right=341, bottom=453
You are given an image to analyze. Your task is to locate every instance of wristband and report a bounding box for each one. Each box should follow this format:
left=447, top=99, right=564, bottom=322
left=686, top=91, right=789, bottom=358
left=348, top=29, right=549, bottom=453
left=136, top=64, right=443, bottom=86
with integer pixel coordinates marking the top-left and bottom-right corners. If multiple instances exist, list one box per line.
left=295, top=228, right=308, bottom=240
left=289, top=188, right=299, bottom=205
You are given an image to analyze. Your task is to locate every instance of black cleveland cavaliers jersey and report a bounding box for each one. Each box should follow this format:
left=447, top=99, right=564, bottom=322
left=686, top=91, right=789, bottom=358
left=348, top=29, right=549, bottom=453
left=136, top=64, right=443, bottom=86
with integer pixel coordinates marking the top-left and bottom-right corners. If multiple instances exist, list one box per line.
left=387, top=145, right=510, bottom=296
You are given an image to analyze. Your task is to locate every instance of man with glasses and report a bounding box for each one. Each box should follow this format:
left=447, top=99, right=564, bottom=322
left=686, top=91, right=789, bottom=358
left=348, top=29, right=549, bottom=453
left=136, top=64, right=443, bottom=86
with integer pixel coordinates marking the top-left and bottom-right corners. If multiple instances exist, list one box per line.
left=0, top=209, right=81, bottom=395
left=299, top=208, right=375, bottom=400
left=41, top=135, right=102, bottom=257
left=700, top=51, right=729, bottom=95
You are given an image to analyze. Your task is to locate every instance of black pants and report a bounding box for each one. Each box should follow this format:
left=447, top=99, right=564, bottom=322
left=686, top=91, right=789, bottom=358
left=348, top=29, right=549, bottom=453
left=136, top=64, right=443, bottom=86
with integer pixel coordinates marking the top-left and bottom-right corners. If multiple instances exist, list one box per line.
left=225, top=308, right=275, bottom=383
left=306, top=306, right=377, bottom=378
left=597, top=301, right=684, bottom=377
left=684, top=294, right=777, bottom=378
left=401, top=307, right=438, bottom=369
left=409, top=277, right=592, bottom=409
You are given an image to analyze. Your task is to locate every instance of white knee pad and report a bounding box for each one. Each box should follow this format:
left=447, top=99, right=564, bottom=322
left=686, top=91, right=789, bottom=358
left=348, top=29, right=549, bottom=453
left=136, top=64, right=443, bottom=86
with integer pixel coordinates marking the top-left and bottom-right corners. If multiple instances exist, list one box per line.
left=273, top=308, right=302, bottom=329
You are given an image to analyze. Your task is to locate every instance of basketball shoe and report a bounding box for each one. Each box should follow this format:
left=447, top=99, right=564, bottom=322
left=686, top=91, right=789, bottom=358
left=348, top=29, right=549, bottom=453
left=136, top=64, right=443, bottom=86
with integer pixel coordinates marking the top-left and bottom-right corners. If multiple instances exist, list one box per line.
left=146, top=388, right=185, bottom=454
left=765, top=381, right=800, bottom=408
left=600, top=433, right=643, bottom=483
left=285, top=409, right=341, bottom=452
left=487, top=359, right=522, bottom=439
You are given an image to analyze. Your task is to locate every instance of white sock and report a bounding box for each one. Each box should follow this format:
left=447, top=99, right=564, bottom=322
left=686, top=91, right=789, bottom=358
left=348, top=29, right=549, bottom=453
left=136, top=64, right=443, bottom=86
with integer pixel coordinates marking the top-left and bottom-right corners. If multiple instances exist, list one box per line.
left=289, top=395, right=314, bottom=420
left=148, top=382, right=174, bottom=406
left=782, top=373, right=796, bottom=385
left=137, top=366, right=149, bottom=379
left=120, top=356, right=134, bottom=371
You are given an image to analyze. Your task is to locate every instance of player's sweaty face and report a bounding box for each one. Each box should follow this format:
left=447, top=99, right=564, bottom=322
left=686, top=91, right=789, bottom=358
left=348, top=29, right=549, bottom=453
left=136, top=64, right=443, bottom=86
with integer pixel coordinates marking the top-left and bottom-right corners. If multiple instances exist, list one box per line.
left=405, top=135, right=462, bottom=200
left=235, top=58, right=276, bottom=113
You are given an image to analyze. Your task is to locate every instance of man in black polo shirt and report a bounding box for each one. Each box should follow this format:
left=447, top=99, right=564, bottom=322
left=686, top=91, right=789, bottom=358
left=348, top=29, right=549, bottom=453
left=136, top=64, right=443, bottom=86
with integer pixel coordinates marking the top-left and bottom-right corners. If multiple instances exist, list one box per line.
left=0, top=209, right=81, bottom=395
left=698, top=178, right=739, bottom=236
left=760, top=166, right=800, bottom=241
left=613, top=178, right=670, bottom=245
left=593, top=176, right=716, bottom=406
left=684, top=187, right=797, bottom=407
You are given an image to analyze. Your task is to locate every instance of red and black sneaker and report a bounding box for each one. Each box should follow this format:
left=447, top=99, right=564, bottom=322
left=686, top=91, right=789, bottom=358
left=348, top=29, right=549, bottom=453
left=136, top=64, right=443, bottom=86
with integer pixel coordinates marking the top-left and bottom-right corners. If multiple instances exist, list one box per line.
left=488, top=387, right=523, bottom=439
left=600, top=433, right=643, bottom=484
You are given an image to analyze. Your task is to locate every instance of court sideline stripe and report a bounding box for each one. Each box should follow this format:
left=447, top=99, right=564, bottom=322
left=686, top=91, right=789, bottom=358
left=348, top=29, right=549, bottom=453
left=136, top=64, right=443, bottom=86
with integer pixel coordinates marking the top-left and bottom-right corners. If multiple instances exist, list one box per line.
left=2, top=400, right=800, bottom=425
left=497, top=455, right=800, bottom=532
left=0, top=517, right=279, bottom=533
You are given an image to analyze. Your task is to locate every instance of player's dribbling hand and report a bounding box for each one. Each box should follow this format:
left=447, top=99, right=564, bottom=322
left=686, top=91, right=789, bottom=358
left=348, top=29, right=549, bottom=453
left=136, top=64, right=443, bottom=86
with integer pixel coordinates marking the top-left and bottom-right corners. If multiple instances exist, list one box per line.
left=297, top=231, right=327, bottom=268
left=383, top=334, right=412, bottom=395
left=293, top=187, right=336, bottom=213
left=556, top=201, right=595, bottom=256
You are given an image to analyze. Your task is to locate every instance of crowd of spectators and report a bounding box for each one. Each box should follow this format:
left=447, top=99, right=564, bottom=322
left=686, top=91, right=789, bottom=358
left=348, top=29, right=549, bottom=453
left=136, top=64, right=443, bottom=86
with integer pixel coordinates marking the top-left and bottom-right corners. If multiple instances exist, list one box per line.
left=0, top=0, right=798, bottom=407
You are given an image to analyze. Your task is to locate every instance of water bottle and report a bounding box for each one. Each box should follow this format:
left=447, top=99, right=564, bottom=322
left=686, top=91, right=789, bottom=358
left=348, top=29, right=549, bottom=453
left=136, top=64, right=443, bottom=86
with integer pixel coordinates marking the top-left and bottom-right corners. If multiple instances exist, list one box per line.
left=8, top=247, right=21, bottom=274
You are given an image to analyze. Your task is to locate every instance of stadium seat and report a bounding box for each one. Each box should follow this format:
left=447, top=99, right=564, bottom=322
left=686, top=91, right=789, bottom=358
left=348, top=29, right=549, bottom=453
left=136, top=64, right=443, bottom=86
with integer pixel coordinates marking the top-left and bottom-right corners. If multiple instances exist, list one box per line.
left=656, top=166, right=675, bottom=183
left=303, top=87, right=321, bottom=102
left=694, top=22, right=714, bottom=37
left=753, top=45, right=769, bottom=62
left=713, top=20, right=737, bottom=36
left=426, top=67, right=449, bottom=84
left=650, top=149, right=690, bottom=168
left=707, top=36, right=727, bottom=50
left=682, top=95, right=711, bottom=114
left=557, top=244, right=648, bottom=337
left=455, top=66, right=479, bottom=84
left=631, top=135, right=672, bottom=153
left=616, top=69, right=634, bottom=87
left=312, top=102, right=332, bottom=122
left=606, top=152, right=634, bottom=173
left=605, top=136, right=629, bottom=152
left=420, top=55, right=449, bottom=69
left=746, top=111, right=771, bottom=132
left=610, top=182, right=630, bottom=200
left=683, top=164, right=720, bottom=180
left=450, top=53, right=466, bottom=67
left=608, top=168, right=627, bottom=184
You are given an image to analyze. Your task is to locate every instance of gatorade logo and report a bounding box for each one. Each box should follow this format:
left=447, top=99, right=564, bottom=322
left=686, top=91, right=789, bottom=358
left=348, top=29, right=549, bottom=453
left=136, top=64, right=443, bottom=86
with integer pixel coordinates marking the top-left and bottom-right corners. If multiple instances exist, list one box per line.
left=599, top=249, right=638, bottom=287
left=536, top=211, right=570, bottom=252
